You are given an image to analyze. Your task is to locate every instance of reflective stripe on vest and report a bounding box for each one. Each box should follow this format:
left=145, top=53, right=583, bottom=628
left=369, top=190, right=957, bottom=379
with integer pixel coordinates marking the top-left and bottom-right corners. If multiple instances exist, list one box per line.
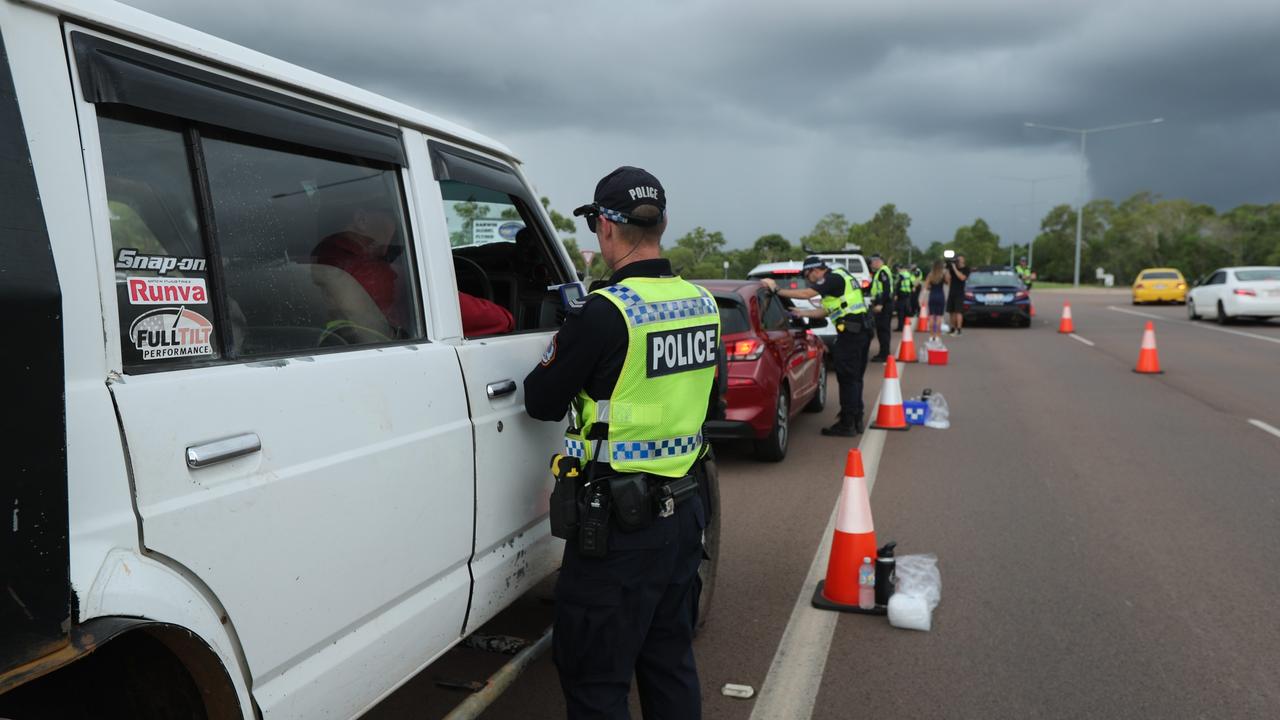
left=820, top=266, right=867, bottom=321
left=564, top=277, right=719, bottom=477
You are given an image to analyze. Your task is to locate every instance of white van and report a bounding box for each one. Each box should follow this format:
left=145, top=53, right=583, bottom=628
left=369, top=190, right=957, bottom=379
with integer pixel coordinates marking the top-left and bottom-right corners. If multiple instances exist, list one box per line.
left=0, top=2, right=726, bottom=718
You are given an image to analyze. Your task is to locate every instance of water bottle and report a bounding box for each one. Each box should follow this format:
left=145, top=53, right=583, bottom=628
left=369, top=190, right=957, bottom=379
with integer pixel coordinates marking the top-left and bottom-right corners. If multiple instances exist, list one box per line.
left=858, top=557, right=875, bottom=610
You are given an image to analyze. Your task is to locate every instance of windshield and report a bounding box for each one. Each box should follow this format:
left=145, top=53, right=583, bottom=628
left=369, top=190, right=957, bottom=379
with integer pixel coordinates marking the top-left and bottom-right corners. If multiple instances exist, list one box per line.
left=716, top=297, right=751, bottom=334
left=820, top=256, right=866, bottom=274
left=966, top=271, right=1022, bottom=288
left=1140, top=271, right=1181, bottom=280
left=1235, top=269, right=1280, bottom=282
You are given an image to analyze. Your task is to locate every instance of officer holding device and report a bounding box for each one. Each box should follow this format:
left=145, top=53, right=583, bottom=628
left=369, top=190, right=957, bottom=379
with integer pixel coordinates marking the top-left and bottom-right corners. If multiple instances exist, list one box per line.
left=524, top=166, right=717, bottom=719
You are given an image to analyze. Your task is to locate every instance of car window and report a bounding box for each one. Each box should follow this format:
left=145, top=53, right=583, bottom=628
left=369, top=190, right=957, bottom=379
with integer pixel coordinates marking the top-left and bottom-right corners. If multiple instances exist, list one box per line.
left=758, top=290, right=788, bottom=330
left=1140, top=271, right=1180, bottom=280
left=966, top=271, right=1021, bottom=287
left=439, top=178, right=567, bottom=336
left=1208, top=271, right=1227, bottom=285
left=100, top=114, right=220, bottom=367
left=99, top=109, right=423, bottom=372
left=1235, top=269, right=1280, bottom=282
left=202, top=132, right=422, bottom=356
left=716, top=297, right=750, bottom=334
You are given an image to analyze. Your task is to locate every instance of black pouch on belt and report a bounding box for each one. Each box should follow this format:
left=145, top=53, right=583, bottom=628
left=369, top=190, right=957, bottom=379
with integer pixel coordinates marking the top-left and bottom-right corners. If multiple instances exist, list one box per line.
left=548, top=455, right=581, bottom=540
left=608, top=473, right=653, bottom=532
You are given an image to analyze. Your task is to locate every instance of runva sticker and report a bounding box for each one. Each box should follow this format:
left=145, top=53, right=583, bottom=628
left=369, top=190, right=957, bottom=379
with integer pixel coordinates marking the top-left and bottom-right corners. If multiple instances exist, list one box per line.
left=128, top=307, right=214, bottom=360
left=127, top=277, right=208, bottom=305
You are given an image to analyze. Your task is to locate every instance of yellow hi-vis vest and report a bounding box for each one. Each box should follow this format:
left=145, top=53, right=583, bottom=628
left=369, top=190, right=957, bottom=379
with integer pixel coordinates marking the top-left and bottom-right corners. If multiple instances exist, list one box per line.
left=819, top=267, right=868, bottom=322
left=564, top=277, right=720, bottom=478
left=871, top=265, right=893, bottom=300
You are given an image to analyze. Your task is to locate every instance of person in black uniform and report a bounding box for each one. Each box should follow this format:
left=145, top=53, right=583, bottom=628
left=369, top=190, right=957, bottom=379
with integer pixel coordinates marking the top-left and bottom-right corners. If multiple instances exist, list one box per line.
left=868, top=254, right=895, bottom=361
left=763, top=257, right=872, bottom=436
left=524, top=167, right=710, bottom=719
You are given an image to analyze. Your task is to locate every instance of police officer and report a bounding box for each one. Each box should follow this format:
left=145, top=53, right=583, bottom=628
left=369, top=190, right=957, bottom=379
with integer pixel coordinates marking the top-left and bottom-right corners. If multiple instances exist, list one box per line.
left=910, top=263, right=924, bottom=317
left=867, top=254, right=895, bottom=361
left=1016, top=256, right=1033, bottom=288
left=524, top=167, right=716, bottom=719
left=894, top=263, right=915, bottom=331
left=763, top=257, right=871, bottom=436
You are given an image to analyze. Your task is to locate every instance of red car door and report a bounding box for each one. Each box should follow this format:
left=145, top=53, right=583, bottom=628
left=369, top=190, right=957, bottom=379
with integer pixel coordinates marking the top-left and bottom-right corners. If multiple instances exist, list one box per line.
left=757, top=290, right=808, bottom=406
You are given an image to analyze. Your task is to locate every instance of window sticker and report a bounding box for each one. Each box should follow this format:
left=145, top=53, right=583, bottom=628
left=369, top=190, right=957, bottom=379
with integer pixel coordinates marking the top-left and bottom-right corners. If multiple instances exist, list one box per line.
left=116, top=247, right=207, bottom=275
left=127, top=277, right=208, bottom=305
left=128, top=307, right=214, bottom=360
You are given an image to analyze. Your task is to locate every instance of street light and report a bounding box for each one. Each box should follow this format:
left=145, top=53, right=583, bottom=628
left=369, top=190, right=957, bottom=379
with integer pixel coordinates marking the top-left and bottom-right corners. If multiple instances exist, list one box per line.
left=1024, top=118, right=1164, bottom=287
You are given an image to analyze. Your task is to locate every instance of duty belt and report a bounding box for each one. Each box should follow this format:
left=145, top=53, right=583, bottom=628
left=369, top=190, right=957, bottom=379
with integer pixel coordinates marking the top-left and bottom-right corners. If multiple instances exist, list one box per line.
left=651, top=473, right=699, bottom=518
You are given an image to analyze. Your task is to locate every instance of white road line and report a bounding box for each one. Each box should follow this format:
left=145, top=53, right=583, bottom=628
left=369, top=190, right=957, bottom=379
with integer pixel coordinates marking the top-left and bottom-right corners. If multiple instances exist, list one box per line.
left=1068, top=333, right=1095, bottom=347
left=1248, top=418, right=1280, bottom=440
left=1107, top=306, right=1280, bottom=346
left=749, top=401, right=887, bottom=720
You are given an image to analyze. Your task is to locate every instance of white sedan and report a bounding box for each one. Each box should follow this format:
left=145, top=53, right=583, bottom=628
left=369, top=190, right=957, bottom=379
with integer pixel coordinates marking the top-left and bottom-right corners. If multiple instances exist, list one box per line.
left=1187, top=266, right=1280, bottom=324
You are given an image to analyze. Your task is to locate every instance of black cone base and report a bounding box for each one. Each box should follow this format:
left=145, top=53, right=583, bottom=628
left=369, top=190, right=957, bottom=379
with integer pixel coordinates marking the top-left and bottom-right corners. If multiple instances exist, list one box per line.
left=811, top=580, right=888, bottom=615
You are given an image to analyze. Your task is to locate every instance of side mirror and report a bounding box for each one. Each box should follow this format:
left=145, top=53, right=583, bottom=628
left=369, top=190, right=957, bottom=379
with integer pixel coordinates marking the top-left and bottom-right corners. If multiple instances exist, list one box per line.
left=807, top=316, right=829, bottom=329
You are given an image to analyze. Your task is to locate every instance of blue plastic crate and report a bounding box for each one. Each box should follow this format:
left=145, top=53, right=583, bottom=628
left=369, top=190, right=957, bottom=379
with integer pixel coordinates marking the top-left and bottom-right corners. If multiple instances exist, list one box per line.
left=903, top=400, right=930, bottom=426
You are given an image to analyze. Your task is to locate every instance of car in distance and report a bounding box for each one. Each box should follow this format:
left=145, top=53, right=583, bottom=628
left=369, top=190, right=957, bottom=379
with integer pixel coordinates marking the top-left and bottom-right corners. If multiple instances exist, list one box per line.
left=962, top=268, right=1031, bottom=327
left=699, top=280, right=827, bottom=462
left=1187, top=266, right=1280, bottom=324
left=1132, top=268, right=1187, bottom=304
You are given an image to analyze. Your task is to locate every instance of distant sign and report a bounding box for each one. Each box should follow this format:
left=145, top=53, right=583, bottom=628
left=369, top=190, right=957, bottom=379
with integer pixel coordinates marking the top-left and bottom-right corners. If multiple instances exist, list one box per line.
left=581, top=249, right=596, bottom=267
left=472, top=219, right=525, bottom=244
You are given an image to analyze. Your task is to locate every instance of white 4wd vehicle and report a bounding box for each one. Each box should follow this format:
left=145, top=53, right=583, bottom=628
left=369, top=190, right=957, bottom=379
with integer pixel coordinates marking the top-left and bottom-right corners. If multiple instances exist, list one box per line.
left=0, top=2, right=704, bottom=718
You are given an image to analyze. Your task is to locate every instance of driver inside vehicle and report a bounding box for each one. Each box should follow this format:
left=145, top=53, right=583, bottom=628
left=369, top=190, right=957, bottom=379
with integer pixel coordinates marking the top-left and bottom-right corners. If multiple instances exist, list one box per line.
left=314, top=201, right=513, bottom=337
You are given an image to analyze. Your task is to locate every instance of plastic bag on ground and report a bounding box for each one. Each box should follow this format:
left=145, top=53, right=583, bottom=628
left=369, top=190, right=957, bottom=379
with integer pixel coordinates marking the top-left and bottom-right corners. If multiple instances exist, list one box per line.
left=940, top=321, right=951, bottom=333
left=889, top=554, right=941, bottom=631
left=917, top=346, right=928, bottom=363
left=924, top=392, right=950, bottom=429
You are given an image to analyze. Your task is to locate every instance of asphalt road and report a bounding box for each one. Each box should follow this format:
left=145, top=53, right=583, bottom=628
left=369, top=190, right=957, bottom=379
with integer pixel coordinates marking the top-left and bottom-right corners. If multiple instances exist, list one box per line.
left=371, top=289, right=1280, bottom=719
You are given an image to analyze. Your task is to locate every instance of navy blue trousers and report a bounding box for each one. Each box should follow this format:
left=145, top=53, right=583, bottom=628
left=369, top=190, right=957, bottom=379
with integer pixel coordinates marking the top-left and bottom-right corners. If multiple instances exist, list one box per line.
left=554, top=494, right=706, bottom=719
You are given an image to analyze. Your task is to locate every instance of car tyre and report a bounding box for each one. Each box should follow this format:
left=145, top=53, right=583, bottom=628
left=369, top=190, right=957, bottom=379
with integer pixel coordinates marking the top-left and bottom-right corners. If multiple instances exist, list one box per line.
left=803, top=359, right=827, bottom=413
left=754, top=384, right=789, bottom=462
left=1187, top=298, right=1199, bottom=320
left=1216, top=301, right=1232, bottom=325
left=695, top=447, right=721, bottom=634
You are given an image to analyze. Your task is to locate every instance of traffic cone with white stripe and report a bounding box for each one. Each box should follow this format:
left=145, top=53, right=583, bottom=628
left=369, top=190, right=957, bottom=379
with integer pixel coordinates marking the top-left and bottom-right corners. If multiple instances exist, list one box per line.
left=897, top=319, right=918, bottom=363
left=916, top=303, right=929, bottom=332
left=1133, top=321, right=1164, bottom=374
left=870, top=356, right=910, bottom=431
left=812, top=449, right=882, bottom=614
left=1058, top=302, right=1074, bottom=334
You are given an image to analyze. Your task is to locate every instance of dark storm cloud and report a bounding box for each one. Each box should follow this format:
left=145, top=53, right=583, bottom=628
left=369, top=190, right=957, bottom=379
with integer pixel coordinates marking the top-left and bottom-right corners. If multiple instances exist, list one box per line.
left=120, top=0, right=1280, bottom=246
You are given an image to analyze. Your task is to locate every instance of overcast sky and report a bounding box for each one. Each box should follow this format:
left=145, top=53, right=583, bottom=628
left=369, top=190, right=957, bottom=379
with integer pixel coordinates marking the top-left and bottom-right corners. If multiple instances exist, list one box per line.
left=124, top=0, right=1280, bottom=252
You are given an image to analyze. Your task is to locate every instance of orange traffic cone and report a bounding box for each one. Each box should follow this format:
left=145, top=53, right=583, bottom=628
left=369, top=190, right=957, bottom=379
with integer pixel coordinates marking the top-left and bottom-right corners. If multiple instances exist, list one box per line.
left=1030, top=303, right=1036, bottom=318
left=812, top=449, right=881, bottom=614
left=897, top=320, right=918, bottom=363
left=870, top=356, right=910, bottom=431
left=1133, top=321, right=1164, bottom=374
left=916, top=304, right=929, bottom=332
left=1058, top=302, right=1074, bottom=334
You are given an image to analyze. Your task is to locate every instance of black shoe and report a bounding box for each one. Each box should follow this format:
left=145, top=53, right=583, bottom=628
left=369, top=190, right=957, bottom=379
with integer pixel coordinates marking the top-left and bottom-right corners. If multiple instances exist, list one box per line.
left=821, top=422, right=858, bottom=437
left=870, top=354, right=889, bottom=362
left=852, top=415, right=865, bottom=434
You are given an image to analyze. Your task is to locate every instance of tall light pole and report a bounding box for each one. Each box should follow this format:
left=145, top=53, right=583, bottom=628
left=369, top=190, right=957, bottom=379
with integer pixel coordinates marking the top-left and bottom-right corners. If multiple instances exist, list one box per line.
left=1024, top=118, right=1164, bottom=287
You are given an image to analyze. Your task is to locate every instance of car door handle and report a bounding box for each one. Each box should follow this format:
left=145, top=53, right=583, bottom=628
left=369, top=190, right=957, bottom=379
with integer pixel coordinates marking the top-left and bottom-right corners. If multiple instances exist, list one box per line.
left=487, top=379, right=518, bottom=399
left=186, top=433, right=261, bottom=469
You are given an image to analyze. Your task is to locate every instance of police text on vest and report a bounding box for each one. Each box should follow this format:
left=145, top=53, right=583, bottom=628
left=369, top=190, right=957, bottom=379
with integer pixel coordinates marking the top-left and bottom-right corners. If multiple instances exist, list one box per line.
left=646, top=325, right=718, bottom=378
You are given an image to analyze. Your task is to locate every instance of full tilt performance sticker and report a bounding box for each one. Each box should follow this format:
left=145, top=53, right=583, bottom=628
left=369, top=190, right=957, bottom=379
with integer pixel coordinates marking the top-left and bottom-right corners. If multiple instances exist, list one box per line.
left=128, top=307, right=214, bottom=360
left=127, top=277, right=208, bottom=305
left=646, top=324, right=718, bottom=378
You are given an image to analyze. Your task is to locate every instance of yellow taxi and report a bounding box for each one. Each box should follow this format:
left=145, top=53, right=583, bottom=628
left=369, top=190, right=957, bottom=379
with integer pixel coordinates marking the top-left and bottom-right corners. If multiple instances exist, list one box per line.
left=1132, top=267, right=1188, bottom=304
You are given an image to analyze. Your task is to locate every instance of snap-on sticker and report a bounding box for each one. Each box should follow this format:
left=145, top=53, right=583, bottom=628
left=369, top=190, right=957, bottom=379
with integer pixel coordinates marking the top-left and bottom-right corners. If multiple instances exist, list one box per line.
left=127, top=277, right=208, bottom=305
left=116, top=248, right=207, bottom=275
left=128, top=307, right=214, bottom=360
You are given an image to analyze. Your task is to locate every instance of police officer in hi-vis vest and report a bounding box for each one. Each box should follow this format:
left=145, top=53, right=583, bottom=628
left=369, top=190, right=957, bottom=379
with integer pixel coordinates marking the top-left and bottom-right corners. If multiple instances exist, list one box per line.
left=763, top=257, right=872, bottom=436
left=524, top=167, right=717, bottom=719
left=867, top=253, right=895, bottom=361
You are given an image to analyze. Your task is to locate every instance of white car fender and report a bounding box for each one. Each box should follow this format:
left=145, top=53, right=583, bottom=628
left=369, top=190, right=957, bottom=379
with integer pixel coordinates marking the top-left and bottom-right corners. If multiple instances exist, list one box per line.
left=83, top=549, right=255, bottom=717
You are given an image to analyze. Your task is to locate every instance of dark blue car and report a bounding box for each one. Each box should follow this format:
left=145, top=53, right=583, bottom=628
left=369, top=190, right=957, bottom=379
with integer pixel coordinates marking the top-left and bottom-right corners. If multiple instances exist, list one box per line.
left=962, top=268, right=1032, bottom=327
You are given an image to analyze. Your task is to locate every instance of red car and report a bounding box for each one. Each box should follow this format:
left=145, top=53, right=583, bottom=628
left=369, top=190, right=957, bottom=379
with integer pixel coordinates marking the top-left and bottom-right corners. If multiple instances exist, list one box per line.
left=699, top=280, right=828, bottom=461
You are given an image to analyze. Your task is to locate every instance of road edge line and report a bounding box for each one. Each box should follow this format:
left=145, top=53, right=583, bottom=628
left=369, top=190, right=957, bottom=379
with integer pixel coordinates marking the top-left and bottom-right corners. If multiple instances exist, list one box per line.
left=748, top=396, right=888, bottom=720
left=1107, top=306, right=1280, bottom=346
left=1247, top=418, right=1280, bottom=439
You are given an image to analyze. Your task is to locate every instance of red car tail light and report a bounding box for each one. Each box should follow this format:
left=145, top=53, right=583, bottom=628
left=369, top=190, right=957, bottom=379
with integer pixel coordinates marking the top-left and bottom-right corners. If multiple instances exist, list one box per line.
left=1176, top=283, right=1186, bottom=289
left=964, top=291, right=975, bottom=300
left=1134, top=282, right=1145, bottom=289
left=728, top=338, right=765, bottom=361
left=1015, top=290, right=1029, bottom=300
left=1234, top=288, right=1257, bottom=297
left=861, top=280, right=871, bottom=290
